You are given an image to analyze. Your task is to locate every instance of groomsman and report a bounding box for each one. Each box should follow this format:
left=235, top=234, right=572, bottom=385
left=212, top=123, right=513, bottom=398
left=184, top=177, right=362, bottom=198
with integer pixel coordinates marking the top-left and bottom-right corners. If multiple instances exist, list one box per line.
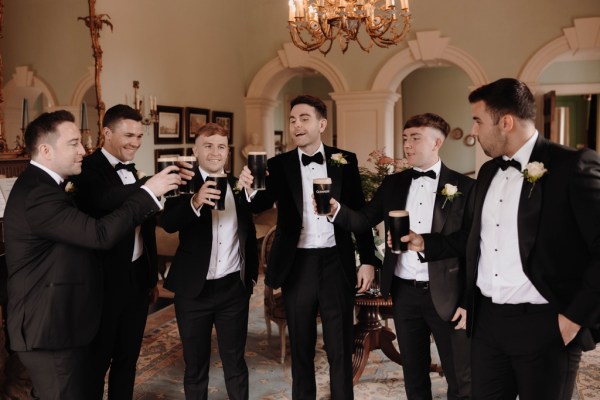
left=160, top=122, right=258, bottom=400
left=239, top=95, right=380, bottom=399
left=5, top=110, right=179, bottom=400
left=330, top=113, right=474, bottom=399
left=405, top=78, right=600, bottom=400
left=73, top=104, right=160, bottom=399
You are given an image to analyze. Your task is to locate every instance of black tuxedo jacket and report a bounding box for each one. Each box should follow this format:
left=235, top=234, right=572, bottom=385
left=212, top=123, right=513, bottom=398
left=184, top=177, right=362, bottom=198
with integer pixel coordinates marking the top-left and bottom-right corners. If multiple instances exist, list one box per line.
left=250, top=145, right=380, bottom=290
left=4, top=164, right=160, bottom=351
left=73, top=149, right=158, bottom=291
left=160, top=173, right=259, bottom=299
left=426, top=137, right=600, bottom=342
left=335, top=163, right=475, bottom=321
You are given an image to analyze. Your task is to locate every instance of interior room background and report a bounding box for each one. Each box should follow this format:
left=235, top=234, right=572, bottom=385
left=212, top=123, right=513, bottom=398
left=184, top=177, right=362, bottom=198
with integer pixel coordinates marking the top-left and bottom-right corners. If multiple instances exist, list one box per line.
left=1, top=0, right=599, bottom=178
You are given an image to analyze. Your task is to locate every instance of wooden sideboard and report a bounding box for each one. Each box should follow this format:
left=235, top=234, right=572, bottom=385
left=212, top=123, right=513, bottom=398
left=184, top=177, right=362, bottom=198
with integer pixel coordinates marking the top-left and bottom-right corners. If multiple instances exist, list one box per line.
left=0, top=156, right=29, bottom=178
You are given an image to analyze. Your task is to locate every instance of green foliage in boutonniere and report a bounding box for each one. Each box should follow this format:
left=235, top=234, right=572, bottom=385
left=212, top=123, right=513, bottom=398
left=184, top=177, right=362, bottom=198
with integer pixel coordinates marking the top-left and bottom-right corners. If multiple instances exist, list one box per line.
left=522, top=161, right=547, bottom=198
left=439, top=183, right=461, bottom=209
left=329, top=153, right=348, bottom=167
left=232, top=178, right=242, bottom=196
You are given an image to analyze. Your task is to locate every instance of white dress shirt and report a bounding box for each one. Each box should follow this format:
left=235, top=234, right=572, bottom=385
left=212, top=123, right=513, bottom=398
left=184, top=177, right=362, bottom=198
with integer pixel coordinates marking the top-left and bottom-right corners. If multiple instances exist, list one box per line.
left=297, top=143, right=336, bottom=249
left=192, top=167, right=242, bottom=280
left=477, top=131, right=548, bottom=304
left=101, top=148, right=144, bottom=262
left=395, top=160, right=441, bottom=281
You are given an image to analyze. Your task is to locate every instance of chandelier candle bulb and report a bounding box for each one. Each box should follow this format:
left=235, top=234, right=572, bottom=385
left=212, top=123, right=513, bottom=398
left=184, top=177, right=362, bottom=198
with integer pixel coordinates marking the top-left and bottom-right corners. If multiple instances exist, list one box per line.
left=400, top=0, right=409, bottom=10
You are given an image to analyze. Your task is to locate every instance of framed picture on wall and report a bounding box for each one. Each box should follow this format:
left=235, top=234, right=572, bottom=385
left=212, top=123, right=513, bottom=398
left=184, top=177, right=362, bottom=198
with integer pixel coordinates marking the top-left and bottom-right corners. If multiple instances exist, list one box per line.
left=185, top=107, right=210, bottom=143
left=211, top=111, right=234, bottom=144
left=154, top=147, right=184, bottom=173
left=154, top=105, right=184, bottom=144
left=274, top=130, right=284, bottom=154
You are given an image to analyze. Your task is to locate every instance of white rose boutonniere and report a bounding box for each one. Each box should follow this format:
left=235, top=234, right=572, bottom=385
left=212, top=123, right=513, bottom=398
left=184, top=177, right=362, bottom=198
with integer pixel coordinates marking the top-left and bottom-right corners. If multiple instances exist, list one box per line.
left=64, top=181, right=75, bottom=193
left=136, top=170, right=147, bottom=180
left=522, top=161, right=547, bottom=198
left=440, top=183, right=461, bottom=209
left=232, top=178, right=242, bottom=196
left=330, top=153, right=348, bottom=167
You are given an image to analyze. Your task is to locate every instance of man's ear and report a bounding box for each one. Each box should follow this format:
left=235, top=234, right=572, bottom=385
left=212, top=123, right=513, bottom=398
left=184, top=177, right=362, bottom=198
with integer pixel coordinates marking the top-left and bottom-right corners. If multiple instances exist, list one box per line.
left=319, top=118, right=328, bottom=133
left=38, top=143, right=52, bottom=160
left=500, top=114, right=514, bottom=132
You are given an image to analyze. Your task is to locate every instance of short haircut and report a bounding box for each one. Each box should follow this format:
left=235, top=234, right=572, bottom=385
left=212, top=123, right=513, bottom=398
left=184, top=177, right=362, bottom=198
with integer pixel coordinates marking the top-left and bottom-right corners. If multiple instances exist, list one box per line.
left=403, top=113, right=450, bottom=138
left=290, top=95, right=327, bottom=120
left=468, top=78, right=536, bottom=123
left=194, top=122, right=228, bottom=141
left=25, top=110, right=75, bottom=157
left=102, top=104, right=143, bottom=131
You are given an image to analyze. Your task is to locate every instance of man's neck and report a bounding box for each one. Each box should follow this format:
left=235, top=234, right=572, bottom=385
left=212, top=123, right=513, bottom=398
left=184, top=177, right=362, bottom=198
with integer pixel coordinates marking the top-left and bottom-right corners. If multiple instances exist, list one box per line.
left=300, top=142, right=322, bottom=156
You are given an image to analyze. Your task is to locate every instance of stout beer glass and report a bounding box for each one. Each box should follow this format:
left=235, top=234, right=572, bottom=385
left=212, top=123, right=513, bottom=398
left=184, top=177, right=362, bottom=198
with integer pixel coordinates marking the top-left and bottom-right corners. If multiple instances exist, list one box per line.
left=157, top=156, right=180, bottom=198
left=313, top=177, right=332, bottom=215
left=389, top=210, right=410, bottom=253
left=205, top=173, right=228, bottom=211
left=248, top=151, right=267, bottom=190
left=177, top=155, right=198, bottom=194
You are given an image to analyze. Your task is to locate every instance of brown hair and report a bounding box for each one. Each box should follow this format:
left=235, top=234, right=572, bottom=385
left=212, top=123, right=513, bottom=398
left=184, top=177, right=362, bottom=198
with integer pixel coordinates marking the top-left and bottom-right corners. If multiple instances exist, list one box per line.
left=25, top=110, right=75, bottom=157
left=194, top=122, right=228, bottom=141
left=403, top=113, right=450, bottom=138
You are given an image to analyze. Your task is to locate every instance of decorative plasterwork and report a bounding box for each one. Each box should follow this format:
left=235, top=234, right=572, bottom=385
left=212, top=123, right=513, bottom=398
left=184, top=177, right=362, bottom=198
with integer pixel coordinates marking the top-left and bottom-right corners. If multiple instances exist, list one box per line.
left=372, top=30, right=488, bottom=91
left=5, top=65, right=58, bottom=107
left=519, top=17, right=600, bottom=88
left=70, top=66, right=95, bottom=106
left=246, top=42, right=348, bottom=100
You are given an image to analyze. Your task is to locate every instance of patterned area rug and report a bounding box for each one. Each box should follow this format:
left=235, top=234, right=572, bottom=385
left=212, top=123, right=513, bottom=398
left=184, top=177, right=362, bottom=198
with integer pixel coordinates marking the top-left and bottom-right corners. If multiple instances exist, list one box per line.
left=133, top=280, right=600, bottom=400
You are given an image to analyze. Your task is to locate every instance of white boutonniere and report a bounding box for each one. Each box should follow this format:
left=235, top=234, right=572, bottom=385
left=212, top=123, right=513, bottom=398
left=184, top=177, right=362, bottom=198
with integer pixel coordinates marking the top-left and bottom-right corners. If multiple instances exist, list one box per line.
left=64, top=181, right=75, bottom=194
left=330, top=153, right=348, bottom=167
left=136, top=170, right=147, bottom=180
left=522, top=161, right=547, bottom=198
left=440, top=183, right=461, bottom=209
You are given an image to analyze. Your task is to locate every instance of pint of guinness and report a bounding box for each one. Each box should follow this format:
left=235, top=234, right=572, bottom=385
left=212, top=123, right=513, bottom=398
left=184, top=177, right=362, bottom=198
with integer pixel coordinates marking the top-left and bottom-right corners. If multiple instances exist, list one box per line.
left=248, top=151, right=267, bottom=190
left=389, top=210, right=410, bottom=253
left=177, top=155, right=198, bottom=194
left=157, top=156, right=180, bottom=198
left=205, top=173, right=228, bottom=211
left=313, top=177, right=332, bottom=215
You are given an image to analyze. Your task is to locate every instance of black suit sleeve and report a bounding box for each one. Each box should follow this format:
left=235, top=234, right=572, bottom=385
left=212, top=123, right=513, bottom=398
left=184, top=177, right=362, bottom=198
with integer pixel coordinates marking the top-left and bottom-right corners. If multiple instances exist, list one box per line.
left=160, top=195, right=204, bottom=233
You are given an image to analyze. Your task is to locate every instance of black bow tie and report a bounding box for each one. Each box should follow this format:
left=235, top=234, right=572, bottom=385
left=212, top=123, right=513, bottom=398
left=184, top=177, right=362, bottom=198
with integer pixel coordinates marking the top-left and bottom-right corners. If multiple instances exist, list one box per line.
left=301, top=152, right=324, bottom=166
left=495, top=158, right=521, bottom=171
left=115, top=162, right=137, bottom=174
left=411, top=169, right=436, bottom=180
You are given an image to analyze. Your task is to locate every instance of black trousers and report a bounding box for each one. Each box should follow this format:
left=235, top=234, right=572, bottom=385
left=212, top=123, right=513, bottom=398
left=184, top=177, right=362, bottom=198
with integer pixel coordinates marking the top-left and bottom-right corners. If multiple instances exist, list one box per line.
left=174, top=272, right=250, bottom=400
left=283, top=248, right=355, bottom=400
left=472, top=294, right=582, bottom=400
left=18, top=346, right=90, bottom=400
left=391, top=276, right=471, bottom=400
left=90, top=257, right=151, bottom=400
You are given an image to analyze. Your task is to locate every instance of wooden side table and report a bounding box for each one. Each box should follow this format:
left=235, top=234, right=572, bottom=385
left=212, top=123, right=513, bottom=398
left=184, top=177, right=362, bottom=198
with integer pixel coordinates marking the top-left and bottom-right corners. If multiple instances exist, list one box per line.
left=352, top=293, right=443, bottom=385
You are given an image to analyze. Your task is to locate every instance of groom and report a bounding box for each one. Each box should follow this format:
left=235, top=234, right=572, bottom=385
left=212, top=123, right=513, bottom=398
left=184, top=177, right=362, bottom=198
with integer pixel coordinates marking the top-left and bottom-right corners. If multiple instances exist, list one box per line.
left=406, top=78, right=600, bottom=400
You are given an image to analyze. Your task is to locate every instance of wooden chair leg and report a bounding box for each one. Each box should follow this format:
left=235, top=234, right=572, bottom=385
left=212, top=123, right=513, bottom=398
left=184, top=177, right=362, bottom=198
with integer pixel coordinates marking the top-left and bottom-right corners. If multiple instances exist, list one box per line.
left=264, top=312, right=271, bottom=338
left=279, top=322, right=287, bottom=364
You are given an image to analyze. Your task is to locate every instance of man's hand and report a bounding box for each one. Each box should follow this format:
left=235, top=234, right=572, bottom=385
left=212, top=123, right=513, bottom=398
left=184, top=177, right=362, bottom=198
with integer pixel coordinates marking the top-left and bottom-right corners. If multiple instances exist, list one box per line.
left=239, top=165, right=256, bottom=197
left=144, top=166, right=181, bottom=197
left=451, top=307, right=467, bottom=330
left=177, top=160, right=195, bottom=185
left=386, top=230, right=425, bottom=252
left=192, top=180, right=220, bottom=209
left=312, top=195, right=338, bottom=217
left=356, top=264, right=375, bottom=293
left=558, top=314, right=581, bottom=345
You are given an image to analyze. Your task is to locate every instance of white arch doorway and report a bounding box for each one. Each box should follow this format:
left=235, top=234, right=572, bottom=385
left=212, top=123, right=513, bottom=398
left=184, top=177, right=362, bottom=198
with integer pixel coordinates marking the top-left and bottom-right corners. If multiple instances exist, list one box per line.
left=245, top=43, right=348, bottom=158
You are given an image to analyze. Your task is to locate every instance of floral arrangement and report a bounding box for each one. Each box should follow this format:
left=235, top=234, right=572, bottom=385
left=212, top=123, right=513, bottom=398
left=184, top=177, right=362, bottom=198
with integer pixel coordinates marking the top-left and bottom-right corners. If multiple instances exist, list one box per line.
left=359, top=148, right=410, bottom=202
left=522, top=161, right=547, bottom=198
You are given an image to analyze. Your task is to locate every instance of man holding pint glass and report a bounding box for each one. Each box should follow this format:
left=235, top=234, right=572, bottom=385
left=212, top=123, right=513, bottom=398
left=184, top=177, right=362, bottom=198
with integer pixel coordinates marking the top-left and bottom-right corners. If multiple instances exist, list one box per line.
left=239, top=95, right=379, bottom=399
left=160, top=122, right=259, bottom=399
left=325, top=113, right=475, bottom=400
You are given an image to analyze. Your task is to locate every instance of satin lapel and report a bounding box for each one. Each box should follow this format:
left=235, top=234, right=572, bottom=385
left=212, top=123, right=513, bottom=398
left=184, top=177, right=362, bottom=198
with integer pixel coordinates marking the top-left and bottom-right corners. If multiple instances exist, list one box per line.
left=518, top=137, right=546, bottom=269
left=283, top=150, right=304, bottom=215
left=432, top=164, right=451, bottom=233
left=324, top=146, right=343, bottom=200
left=472, top=161, right=498, bottom=239
left=394, top=172, right=411, bottom=210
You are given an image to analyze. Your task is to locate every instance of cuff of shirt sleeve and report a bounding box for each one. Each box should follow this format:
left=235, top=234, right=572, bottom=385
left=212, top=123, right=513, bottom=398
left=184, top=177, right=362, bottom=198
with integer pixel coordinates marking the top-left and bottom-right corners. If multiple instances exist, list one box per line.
left=140, top=186, right=163, bottom=210
left=245, top=188, right=257, bottom=202
left=327, top=202, right=341, bottom=222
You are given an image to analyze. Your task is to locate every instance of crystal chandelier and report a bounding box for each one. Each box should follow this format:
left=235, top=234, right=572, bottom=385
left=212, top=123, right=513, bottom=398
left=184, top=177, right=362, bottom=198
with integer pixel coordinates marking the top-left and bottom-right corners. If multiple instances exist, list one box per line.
left=288, top=0, right=411, bottom=55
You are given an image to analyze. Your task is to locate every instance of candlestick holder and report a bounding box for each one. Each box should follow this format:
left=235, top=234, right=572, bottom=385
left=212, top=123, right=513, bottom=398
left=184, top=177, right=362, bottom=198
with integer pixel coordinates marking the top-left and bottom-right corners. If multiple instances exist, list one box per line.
left=132, top=81, right=158, bottom=126
left=82, top=128, right=95, bottom=155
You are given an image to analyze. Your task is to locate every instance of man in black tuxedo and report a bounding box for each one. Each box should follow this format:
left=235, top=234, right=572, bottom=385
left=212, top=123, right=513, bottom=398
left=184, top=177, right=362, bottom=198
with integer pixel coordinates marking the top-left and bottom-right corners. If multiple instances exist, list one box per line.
left=239, top=95, right=380, bottom=399
left=329, top=113, right=474, bottom=399
left=4, top=110, right=180, bottom=400
left=72, top=104, right=160, bottom=399
left=406, top=78, right=600, bottom=399
left=160, top=122, right=259, bottom=400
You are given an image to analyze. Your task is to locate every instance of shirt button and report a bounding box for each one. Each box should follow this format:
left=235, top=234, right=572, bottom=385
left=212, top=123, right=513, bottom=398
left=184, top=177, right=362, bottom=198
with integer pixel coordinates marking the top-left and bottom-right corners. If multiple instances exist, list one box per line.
left=494, top=249, right=498, bottom=252
left=495, top=274, right=498, bottom=277
left=419, top=202, right=422, bottom=205
left=499, top=199, right=503, bottom=202
left=496, top=224, right=499, bottom=227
